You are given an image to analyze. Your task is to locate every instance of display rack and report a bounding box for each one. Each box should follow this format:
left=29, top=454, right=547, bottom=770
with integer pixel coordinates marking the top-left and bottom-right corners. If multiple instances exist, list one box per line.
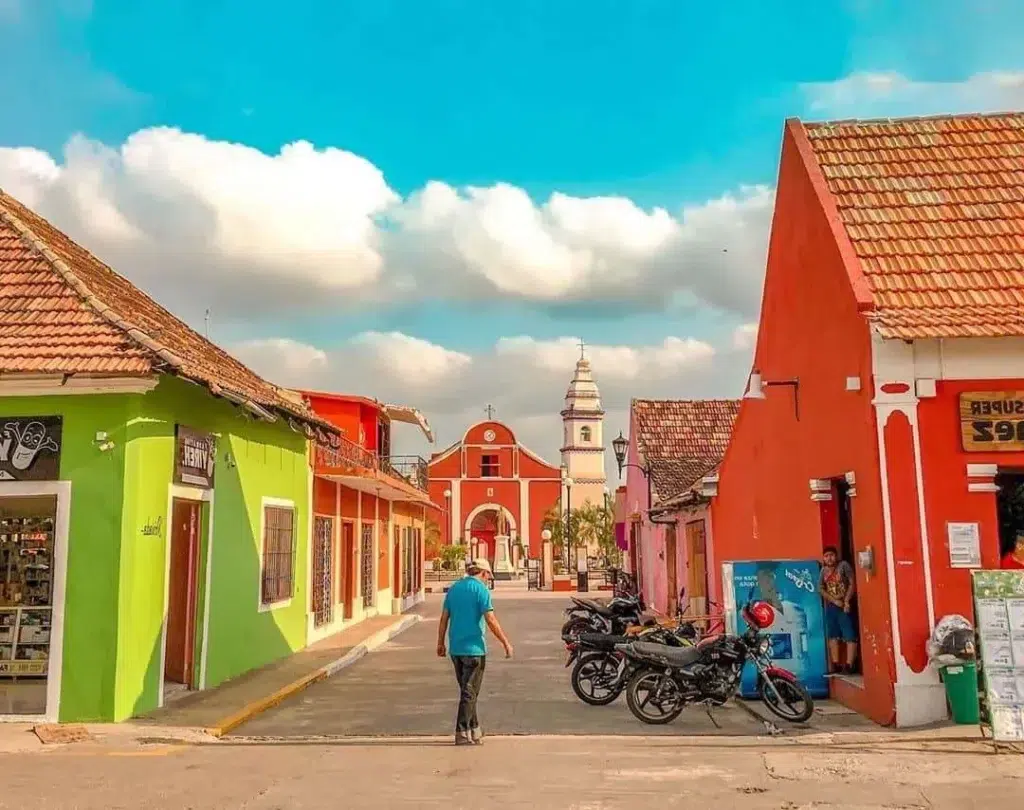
left=971, top=569, right=1024, bottom=751
left=0, top=514, right=55, bottom=679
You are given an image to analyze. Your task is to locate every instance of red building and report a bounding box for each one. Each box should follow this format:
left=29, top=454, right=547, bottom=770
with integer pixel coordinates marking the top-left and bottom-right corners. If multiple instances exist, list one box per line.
left=428, top=420, right=561, bottom=563
left=712, top=113, right=1024, bottom=727
left=299, top=391, right=434, bottom=643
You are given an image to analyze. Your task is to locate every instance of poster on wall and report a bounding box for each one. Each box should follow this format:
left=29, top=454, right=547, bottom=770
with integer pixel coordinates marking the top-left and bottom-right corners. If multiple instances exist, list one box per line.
left=0, top=417, right=62, bottom=481
left=972, top=569, right=1024, bottom=742
left=722, top=559, right=829, bottom=699
left=960, top=392, right=1024, bottom=452
left=174, top=425, right=216, bottom=488
left=947, top=522, right=982, bottom=569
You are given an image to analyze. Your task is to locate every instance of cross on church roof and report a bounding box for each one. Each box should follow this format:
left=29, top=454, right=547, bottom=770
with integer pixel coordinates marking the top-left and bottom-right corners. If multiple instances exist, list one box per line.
left=577, top=337, right=586, bottom=360
left=485, top=404, right=495, bottom=420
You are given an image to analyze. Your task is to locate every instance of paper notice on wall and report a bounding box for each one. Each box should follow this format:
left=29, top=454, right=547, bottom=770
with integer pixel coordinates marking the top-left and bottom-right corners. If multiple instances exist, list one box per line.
left=984, top=639, right=1015, bottom=668
left=985, top=668, right=1021, bottom=705
left=990, top=706, right=1024, bottom=741
left=947, top=522, right=982, bottom=568
left=1007, top=599, right=1024, bottom=636
left=978, top=598, right=1011, bottom=636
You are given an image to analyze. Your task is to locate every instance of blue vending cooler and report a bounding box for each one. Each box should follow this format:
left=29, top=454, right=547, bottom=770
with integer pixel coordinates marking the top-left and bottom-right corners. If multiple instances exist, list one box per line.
left=721, top=560, right=829, bottom=699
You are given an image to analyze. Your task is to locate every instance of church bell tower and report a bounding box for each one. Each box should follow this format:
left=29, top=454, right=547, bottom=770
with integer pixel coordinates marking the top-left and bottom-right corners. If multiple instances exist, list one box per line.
left=560, top=341, right=607, bottom=511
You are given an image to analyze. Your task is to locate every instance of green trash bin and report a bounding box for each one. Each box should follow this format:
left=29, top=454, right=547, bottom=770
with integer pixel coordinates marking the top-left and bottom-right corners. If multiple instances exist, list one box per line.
left=940, top=662, right=980, bottom=725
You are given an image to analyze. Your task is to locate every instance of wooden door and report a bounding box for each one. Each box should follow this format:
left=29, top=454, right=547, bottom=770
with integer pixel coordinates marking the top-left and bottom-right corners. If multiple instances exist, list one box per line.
left=685, top=520, right=708, bottom=620
left=393, top=526, right=402, bottom=597
left=665, top=524, right=679, bottom=615
left=341, top=522, right=355, bottom=619
left=166, top=498, right=201, bottom=687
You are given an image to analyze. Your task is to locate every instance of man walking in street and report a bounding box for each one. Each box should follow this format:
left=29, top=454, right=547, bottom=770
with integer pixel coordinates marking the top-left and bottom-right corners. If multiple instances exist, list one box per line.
left=436, top=558, right=513, bottom=745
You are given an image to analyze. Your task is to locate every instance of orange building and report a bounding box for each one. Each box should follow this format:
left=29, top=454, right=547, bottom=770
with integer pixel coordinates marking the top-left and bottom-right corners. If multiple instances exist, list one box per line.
left=427, top=420, right=561, bottom=566
left=712, top=113, right=1024, bottom=728
left=298, top=391, right=434, bottom=642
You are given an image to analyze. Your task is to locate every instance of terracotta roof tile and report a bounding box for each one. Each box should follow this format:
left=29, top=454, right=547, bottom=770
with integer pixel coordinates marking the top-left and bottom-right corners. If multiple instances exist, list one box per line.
left=631, top=399, right=739, bottom=503
left=0, top=190, right=332, bottom=431
left=802, top=113, right=1024, bottom=338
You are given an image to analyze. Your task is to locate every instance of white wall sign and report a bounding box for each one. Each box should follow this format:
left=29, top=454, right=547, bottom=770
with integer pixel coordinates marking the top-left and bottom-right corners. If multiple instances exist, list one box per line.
left=947, top=522, right=982, bottom=568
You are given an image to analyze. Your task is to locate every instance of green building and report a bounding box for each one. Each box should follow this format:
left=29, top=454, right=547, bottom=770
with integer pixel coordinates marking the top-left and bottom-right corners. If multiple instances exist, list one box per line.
left=0, top=190, right=337, bottom=722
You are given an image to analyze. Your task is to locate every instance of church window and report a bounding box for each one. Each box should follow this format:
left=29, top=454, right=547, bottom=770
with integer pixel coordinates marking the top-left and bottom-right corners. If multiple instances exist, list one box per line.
left=481, top=454, right=499, bottom=477
left=580, top=426, right=592, bottom=443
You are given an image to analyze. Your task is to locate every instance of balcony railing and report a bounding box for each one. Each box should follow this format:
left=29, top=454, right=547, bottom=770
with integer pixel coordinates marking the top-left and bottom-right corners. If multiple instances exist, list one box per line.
left=315, top=440, right=428, bottom=493
left=315, top=435, right=377, bottom=471
left=382, top=455, right=429, bottom=492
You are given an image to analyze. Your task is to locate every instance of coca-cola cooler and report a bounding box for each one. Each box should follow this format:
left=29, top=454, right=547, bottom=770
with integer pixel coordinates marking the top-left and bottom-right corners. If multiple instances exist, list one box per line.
left=722, top=559, right=830, bottom=699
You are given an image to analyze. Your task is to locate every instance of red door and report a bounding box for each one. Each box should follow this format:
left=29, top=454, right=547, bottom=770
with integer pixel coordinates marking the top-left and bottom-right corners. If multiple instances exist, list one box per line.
left=166, top=499, right=202, bottom=687
left=342, top=522, right=355, bottom=619
left=475, top=530, right=496, bottom=563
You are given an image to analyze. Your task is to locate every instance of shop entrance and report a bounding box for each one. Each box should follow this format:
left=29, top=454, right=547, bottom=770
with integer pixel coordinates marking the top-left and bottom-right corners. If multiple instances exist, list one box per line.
left=0, top=494, right=59, bottom=717
left=995, top=471, right=1024, bottom=561
left=831, top=479, right=862, bottom=675
left=341, top=522, right=355, bottom=619
left=165, top=498, right=202, bottom=692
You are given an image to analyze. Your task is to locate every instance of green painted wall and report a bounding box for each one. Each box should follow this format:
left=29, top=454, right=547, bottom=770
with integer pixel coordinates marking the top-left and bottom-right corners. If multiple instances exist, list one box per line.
left=0, top=393, right=131, bottom=722
left=1, top=375, right=312, bottom=722
left=114, top=376, right=311, bottom=720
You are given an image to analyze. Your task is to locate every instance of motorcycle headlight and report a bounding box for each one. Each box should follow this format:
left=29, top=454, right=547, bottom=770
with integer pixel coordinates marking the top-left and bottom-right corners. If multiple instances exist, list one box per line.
left=757, top=638, right=771, bottom=656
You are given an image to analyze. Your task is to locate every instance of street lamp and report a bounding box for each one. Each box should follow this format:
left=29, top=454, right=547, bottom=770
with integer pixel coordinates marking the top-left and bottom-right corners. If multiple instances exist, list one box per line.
left=611, top=431, right=671, bottom=527
left=561, top=465, right=574, bottom=570
left=443, top=488, right=452, bottom=546
left=745, top=369, right=800, bottom=420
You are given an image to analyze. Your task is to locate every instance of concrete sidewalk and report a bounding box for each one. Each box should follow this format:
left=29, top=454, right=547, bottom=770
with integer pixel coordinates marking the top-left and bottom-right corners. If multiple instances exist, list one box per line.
left=136, top=610, right=423, bottom=737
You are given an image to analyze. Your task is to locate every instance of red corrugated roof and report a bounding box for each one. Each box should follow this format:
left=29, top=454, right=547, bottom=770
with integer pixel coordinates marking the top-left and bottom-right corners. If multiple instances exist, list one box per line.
left=0, top=189, right=333, bottom=431
left=800, top=113, right=1024, bottom=339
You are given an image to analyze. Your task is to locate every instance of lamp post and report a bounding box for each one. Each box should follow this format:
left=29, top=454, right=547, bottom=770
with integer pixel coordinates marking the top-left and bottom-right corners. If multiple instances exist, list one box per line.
left=561, top=464, right=573, bottom=572
left=612, top=431, right=652, bottom=511
left=443, top=488, right=452, bottom=546
left=744, top=369, right=800, bottom=420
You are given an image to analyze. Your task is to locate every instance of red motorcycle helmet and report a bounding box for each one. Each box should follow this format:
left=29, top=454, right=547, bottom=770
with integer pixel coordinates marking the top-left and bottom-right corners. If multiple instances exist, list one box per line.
left=744, top=600, right=776, bottom=630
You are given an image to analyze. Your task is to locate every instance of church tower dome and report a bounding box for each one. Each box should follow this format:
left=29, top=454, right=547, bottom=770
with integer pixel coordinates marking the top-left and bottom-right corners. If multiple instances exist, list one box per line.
left=560, top=344, right=607, bottom=512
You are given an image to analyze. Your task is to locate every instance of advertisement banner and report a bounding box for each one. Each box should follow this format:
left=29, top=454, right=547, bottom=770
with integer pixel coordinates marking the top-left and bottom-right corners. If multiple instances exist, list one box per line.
left=725, top=559, right=830, bottom=699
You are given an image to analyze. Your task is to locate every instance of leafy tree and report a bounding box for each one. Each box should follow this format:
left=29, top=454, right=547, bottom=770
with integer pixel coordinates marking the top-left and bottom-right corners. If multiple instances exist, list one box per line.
left=575, top=500, right=621, bottom=567
left=439, top=543, right=469, bottom=571
left=423, top=518, right=442, bottom=560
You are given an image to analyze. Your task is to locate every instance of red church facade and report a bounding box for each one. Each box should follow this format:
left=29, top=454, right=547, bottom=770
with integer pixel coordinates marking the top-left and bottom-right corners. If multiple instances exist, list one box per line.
left=428, top=420, right=562, bottom=562
left=711, top=113, right=1024, bottom=728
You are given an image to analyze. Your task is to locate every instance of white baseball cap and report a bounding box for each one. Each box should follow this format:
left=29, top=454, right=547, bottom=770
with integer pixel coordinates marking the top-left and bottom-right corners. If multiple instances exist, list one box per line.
left=470, top=558, right=493, bottom=576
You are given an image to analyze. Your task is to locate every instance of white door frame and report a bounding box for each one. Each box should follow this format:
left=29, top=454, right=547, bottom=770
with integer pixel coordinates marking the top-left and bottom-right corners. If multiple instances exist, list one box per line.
left=159, top=483, right=215, bottom=707
left=0, top=480, right=71, bottom=724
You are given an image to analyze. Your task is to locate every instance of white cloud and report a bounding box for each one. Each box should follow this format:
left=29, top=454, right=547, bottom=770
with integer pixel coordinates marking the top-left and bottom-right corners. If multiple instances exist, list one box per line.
left=801, top=71, right=1024, bottom=118
left=0, top=128, right=772, bottom=322
left=232, top=330, right=753, bottom=481
left=731, top=322, right=758, bottom=351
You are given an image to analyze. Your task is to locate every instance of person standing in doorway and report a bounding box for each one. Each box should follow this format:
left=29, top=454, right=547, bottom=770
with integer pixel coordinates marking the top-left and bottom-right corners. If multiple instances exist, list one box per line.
left=819, top=545, right=858, bottom=674
left=1001, top=532, right=1024, bottom=569
left=436, top=558, right=513, bottom=745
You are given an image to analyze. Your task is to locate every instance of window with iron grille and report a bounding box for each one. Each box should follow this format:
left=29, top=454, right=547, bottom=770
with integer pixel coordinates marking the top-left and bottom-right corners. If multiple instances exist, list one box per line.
left=481, top=454, right=499, bottom=477
left=414, top=527, right=422, bottom=591
left=361, top=523, right=374, bottom=608
left=261, top=505, right=295, bottom=605
left=402, top=526, right=413, bottom=596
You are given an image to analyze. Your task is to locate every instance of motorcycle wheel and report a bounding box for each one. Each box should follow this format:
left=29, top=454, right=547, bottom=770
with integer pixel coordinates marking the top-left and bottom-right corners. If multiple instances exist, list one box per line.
left=625, top=670, right=684, bottom=725
left=758, top=675, right=814, bottom=723
left=570, top=654, right=623, bottom=706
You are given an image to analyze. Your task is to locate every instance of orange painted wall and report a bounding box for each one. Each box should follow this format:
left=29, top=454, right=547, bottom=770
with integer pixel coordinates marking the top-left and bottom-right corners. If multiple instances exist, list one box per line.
left=464, top=446, right=515, bottom=477
left=460, top=480, right=520, bottom=528
left=711, top=123, right=897, bottom=725
left=520, top=451, right=561, bottom=479
left=918, top=379, right=1011, bottom=618
left=465, top=422, right=515, bottom=445
left=428, top=451, right=462, bottom=479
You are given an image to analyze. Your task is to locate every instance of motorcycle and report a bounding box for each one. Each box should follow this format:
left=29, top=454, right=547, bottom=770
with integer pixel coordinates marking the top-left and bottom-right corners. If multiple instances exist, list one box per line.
left=615, top=599, right=814, bottom=725
left=561, top=592, right=646, bottom=640
left=566, top=622, right=698, bottom=706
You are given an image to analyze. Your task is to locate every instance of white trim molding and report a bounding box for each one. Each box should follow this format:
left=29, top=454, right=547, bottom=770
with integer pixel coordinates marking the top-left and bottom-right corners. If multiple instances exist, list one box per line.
left=0, top=480, right=71, bottom=723
left=0, top=374, right=159, bottom=398
left=159, top=483, right=215, bottom=707
left=257, top=496, right=297, bottom=614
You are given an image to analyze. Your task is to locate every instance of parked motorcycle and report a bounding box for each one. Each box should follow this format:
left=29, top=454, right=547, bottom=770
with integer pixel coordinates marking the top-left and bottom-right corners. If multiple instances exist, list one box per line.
left=615, top=600, right=814, bottom=725
left=566, top=622, right=698, bottom=706
left=561, top=592, right=646, bottom=640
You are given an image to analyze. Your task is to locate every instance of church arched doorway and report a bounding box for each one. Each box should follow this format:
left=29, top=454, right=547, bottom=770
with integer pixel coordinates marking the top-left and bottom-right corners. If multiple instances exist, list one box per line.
left=464, top=504, right=516, bottom=565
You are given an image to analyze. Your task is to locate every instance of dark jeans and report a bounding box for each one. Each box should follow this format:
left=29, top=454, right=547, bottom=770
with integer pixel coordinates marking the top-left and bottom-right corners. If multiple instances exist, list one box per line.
left=452, top=655, right=486, bottom=732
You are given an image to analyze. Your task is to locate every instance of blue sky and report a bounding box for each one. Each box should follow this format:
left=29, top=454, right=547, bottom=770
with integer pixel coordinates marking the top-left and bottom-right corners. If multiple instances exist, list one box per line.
left=2, top=0, right=1023, bottom=460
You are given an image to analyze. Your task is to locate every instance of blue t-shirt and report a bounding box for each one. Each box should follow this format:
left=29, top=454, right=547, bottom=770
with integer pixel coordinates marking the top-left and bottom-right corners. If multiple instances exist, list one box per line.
left=443, top=576, right=493, bottom=656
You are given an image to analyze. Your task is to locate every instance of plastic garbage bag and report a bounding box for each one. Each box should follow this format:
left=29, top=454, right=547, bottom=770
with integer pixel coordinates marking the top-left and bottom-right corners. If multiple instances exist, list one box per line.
left=927, top=614, right=976, bottom=666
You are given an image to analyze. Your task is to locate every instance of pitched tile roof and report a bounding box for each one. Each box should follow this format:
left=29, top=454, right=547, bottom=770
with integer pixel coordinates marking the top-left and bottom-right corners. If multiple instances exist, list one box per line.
left=0, top=189, right=333, bottom=431
left=801, top=113, right=1024, bottom=339
left=631, top=399, right=739, bottom=503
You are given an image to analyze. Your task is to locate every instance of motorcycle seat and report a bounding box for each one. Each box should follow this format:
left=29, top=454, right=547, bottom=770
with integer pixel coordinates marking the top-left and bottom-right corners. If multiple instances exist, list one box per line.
left=576, top=633, right=629, bottom=651
left=573, top=597, right=615, bottom=617
left=630, top=641, right=702, bottom=667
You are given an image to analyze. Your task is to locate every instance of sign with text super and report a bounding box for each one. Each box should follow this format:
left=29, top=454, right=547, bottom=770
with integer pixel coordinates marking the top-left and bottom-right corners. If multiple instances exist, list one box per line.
left=960, top=392, right=1024, bottom=452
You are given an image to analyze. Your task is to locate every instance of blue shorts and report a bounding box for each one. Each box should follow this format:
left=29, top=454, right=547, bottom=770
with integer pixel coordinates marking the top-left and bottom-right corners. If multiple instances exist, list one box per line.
left=824, top=603, right=857, bottom=642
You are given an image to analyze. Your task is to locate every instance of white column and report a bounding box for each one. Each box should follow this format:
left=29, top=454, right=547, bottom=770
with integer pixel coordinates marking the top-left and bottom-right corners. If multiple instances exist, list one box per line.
left=519, top=480, right=530, bottom=557
left=451, top=478, right=462, bottom=546
left=355, top=491, right=363, bottom=620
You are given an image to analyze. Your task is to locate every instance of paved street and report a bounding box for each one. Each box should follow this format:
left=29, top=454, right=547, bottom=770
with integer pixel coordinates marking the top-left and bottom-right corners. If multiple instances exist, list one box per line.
left=234, top=588, right=768, bottom=738
left=1, top=733, right=1022, bottom=808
